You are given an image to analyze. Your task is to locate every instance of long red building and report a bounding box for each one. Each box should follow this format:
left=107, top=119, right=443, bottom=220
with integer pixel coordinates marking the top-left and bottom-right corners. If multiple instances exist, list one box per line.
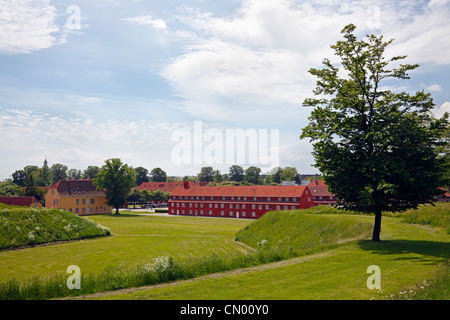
left=168, top=181, right=315, bottom=219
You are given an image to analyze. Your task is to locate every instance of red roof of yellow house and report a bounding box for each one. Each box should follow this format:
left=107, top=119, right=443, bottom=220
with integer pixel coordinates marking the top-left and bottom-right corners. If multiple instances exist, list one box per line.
left=0, top=196, right=41, bottom=207
left=170, top=183, right=309, bottom=198
left=49, top=179, right=104, bottom=197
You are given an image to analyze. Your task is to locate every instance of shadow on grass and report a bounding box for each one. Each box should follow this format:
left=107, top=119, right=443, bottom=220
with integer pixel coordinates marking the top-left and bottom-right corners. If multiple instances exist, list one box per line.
left=357, top=240, right=450, bottom=264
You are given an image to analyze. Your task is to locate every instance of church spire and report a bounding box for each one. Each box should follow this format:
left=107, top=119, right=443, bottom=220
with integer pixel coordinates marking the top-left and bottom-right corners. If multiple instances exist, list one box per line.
left=43, top=157, right=48, bottom=168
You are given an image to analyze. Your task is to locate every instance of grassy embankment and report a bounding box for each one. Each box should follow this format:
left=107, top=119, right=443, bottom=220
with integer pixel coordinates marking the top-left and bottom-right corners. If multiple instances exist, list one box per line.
left=0, top=206, right=110, bottom=250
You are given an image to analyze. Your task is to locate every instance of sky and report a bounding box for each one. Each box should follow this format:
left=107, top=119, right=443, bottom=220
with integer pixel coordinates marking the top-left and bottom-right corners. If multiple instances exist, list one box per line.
left=1, top=0, right=449, bottom=180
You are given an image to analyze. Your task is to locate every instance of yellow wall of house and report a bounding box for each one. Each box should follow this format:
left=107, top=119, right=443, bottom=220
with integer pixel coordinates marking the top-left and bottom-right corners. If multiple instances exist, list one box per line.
left=45, top=190, right=112, bottom=215
left=45, top=189, right=59, bottom=209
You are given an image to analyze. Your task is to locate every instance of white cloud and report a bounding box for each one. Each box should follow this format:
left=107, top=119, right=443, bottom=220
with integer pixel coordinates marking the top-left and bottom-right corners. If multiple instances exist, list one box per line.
left=381, top=0, right=450, bottom=66
left=0, top=106, right=189, bottom=178
left=163, top=39, right=309, bottom=105
left=0, top=0, right=61, bottom=54
left=424, top=84, right=443, bottom=92
left=73, top=97, right=103, bottom=104
left=162, top=0, right=348, bottom=120
left=431, top=102, right=450, bottom=118
left=122, top=15, right=168, bottom=30
left=158, top=0, right=450, bottom=123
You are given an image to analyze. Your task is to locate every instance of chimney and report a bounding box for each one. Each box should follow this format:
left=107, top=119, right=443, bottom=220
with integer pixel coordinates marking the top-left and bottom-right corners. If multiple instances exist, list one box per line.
left=183, top=180, right=190, bottom=189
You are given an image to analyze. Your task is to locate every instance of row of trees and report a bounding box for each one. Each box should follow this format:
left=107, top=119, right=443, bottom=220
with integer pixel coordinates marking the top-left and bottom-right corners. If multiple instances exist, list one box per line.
left=0, top=176, right=47, bottom=203
left=9, top=162, right=314, bottom=188
left=127, top=188, right=170, bottom=207
left=1, top=159, right=169, bottom=210
left=190, top=165, right=316, bottom=185
left=9, top=164, right=169, bottom=188
left=11, top=164, right=101, bottom=188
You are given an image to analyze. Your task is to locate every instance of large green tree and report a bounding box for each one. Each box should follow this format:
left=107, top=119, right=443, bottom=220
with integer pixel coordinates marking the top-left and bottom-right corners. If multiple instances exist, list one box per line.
left=198, top=166, right=215, bottom=182
left=150, top=167, right=167, bottom=182
left=82, top=166, right=100, bottom=179
left=280, top=167, right=298, bottom=182
left=135, top=166, right=149, bottom=186
left=68, top=168, right=82, bottom=179
left=34, top=166, right=51, bottom=187
left=244, top=166, right=262, bottom=184
left=12, top=170, right=28, bottom=187
left=50, top=164, right=68, bottom=185
left=228, top=165, right=244, bottom=182
left=93, top=158, right=136, bottom=215
left=301, top=24, right=449, bottom=241
left=23, top=174, right=46, bottom=204
left=23, top=165, right=39, bottom=176
left=0, top=180, right=24, bottom=197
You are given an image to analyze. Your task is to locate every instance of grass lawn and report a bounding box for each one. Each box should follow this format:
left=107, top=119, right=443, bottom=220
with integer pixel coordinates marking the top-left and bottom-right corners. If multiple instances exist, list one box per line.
left=88, top=215, right=449, bottom=300
left=0, top=214, right=251, bottom=282
left=0, top=204, right=448, bottom=300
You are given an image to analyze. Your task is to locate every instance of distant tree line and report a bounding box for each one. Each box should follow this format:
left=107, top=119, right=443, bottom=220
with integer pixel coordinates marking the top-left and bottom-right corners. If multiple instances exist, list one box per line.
left=1, top=159, right=321, bottom=211
left=127, top=188, right=170, bottom=208
left=6, top=160, right=315, bottom=189
left=188, top=165, right=318, bottom=186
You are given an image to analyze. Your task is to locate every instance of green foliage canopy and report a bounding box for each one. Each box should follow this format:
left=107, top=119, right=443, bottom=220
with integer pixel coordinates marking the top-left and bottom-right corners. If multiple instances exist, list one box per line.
left=93, top=158, right=135, bottom=214
left=300, top=24, right=449, bottom=241
left=150, top=167, right=167, bottom=182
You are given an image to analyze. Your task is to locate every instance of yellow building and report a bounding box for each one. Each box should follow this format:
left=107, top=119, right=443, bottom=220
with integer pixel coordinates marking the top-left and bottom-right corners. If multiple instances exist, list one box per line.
left=45, top=179, right=112, bottom=215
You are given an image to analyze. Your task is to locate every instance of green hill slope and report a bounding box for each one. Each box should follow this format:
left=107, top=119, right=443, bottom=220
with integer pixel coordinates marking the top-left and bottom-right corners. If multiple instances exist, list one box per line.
left=235, top=210, right=372, bottom=255
left=0, top=208, right=111, bottom=250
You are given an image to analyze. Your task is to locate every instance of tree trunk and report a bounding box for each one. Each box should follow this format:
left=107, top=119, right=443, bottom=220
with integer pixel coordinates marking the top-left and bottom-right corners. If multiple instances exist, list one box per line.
left=115, top=206, right=120, bottom=215
left=372, top=208, right=382, bottom=241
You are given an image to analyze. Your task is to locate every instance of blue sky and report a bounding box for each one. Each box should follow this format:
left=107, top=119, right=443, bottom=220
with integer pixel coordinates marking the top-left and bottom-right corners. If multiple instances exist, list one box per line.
left=1, top=0, right=449, bottom=180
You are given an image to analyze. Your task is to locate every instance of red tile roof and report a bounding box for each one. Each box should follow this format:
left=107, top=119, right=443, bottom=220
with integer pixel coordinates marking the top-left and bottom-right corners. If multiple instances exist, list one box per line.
left=308, top=180, right=327, bottom=187
left=0, top=196, right=40, bottom=207
left=170, top=184, right=309, bottom=198
left=50, top=179, right=104, bottom=197
left=309, top=185, right=334, bottom=197
left=138, top=181, right=208, bottom=193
